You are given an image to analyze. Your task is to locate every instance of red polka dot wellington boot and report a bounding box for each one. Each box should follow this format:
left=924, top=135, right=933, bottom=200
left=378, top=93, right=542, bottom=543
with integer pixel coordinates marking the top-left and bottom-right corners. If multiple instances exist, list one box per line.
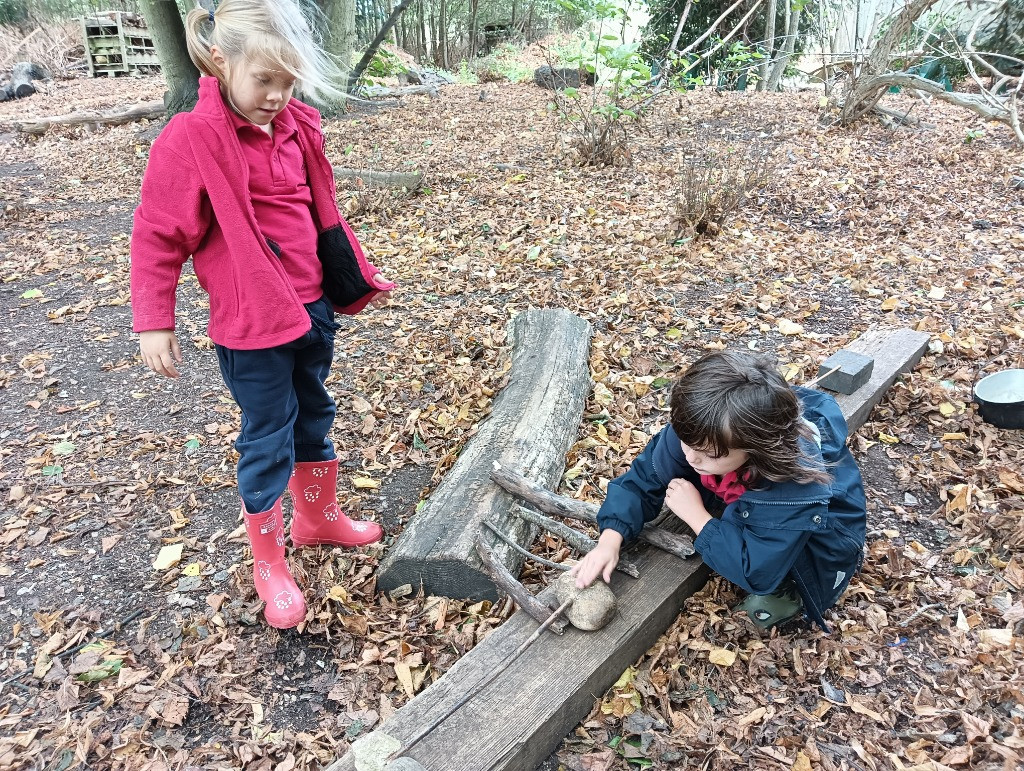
left=288, top=459, right=384, bottom=548
left=242, top=498, right=307, bottom=629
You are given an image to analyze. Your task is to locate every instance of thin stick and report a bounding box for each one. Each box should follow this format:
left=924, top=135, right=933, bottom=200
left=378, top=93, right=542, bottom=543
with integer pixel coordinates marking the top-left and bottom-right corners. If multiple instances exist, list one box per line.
left=474, top=538, right=568, bottom=634
left=390, top=597, right=574, bottom=761
left=510, top=506, right=640, bottom=578
left=804, top=365, right=841, bottom=389
left=898, top=602, right=943, bottom=628
left=491, top=464, right=694, bottom=559
left=483, top=520, right=568, bottom=572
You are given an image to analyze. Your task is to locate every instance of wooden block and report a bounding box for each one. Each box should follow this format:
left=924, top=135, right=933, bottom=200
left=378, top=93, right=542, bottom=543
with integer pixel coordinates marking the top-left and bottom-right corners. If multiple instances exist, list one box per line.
left=817, top=350, right=874, bottom=394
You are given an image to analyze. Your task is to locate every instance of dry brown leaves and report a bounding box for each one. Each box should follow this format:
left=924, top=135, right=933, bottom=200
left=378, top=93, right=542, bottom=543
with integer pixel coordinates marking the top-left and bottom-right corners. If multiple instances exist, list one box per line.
left=0, top=64, right=1022, bottom=771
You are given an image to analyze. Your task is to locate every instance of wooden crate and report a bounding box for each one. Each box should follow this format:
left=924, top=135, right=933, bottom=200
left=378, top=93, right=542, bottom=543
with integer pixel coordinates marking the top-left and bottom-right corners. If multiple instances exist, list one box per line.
left=82, top=11, right=160, bottom=78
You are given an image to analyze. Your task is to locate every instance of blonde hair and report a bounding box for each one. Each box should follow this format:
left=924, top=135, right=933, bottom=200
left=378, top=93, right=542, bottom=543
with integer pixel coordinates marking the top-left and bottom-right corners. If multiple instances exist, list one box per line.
left=183, top=0, right=344, bottom=103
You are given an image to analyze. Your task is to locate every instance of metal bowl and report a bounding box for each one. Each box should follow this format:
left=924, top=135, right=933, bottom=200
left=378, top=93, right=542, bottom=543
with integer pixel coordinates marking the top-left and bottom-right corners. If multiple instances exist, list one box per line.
left=974, top=369, right=1024, bottom=429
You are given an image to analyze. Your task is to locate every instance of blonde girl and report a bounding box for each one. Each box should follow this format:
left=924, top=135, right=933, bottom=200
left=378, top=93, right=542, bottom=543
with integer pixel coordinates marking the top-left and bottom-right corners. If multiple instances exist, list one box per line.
left=131, top=0, right=395, bottom=629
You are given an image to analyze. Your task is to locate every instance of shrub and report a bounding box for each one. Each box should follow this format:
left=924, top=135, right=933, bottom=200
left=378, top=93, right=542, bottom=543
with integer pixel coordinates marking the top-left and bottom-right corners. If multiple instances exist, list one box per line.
left=672, top=142, right=777, bottom=239
left=548, top=1, right=659, bottom=166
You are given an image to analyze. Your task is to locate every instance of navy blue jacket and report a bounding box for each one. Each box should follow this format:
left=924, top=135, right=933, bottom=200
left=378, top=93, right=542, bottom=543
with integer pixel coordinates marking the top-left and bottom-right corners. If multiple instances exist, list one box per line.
left=598, top=387, right=867, bottom=630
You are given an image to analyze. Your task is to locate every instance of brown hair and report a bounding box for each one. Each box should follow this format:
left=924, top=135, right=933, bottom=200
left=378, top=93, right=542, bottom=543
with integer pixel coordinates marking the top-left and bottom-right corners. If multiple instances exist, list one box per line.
left=670, top=350, right=831, bottom=487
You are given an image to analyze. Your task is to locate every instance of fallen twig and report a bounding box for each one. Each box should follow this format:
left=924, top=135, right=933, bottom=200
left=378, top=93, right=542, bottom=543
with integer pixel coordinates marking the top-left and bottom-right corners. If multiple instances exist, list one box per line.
left=898, top=602, right=944, bottom=628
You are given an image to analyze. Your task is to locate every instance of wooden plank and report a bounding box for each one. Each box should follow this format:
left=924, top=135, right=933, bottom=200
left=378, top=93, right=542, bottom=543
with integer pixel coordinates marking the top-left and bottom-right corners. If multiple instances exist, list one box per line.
left=326, top=548, right=710, bottom=771
left=830, top=327, right=930, bottom=431
left=330, top=326, right=930, bottom=771
left=376, top=308, right=593, bottom=601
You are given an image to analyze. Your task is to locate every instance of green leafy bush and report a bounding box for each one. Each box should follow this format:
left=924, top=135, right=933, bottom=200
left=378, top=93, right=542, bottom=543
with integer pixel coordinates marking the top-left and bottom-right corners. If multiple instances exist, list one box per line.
left=548, top=0, right=661, bottom=166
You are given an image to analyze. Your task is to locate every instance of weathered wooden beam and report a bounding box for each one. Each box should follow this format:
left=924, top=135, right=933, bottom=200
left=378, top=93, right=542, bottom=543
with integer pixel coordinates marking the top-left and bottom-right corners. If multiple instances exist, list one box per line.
left=829, top=327, right=930, bottom=430
left=376, top=308, right=593, bottom=601
left=325, top=541, right=710, bottom=771
left=330, top=326, right=929, bottom=771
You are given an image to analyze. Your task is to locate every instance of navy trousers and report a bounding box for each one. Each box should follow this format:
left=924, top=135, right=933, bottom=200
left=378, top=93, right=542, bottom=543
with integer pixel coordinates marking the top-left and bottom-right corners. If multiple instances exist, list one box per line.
left=216, top=295, right=339, bottom=513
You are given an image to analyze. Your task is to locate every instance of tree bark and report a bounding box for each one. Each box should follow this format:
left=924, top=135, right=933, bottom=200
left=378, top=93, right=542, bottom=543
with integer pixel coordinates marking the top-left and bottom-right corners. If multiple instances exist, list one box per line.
left=757, top=0, right=778, bottom=89
left=137, top=0, right=199, bottom=116
left=348, top=0, right=416, bottom=91
left=323, top=0, right=356, bottom=79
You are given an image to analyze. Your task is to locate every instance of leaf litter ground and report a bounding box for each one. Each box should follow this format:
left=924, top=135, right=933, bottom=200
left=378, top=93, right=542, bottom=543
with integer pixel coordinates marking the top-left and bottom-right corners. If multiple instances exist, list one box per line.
left=0, top=75, right=1022, bottom=771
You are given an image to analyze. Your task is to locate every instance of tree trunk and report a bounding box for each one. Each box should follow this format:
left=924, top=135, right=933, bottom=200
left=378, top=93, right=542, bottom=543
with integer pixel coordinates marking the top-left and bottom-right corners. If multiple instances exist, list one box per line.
left=757, top=0, right=778, bottom=89
left=138, top=0, right=199, bottom=116
left=438, top=0, right=449, bottom=70
left=468, top=0, right=479, bottom=59
left=839, top=0, right=941, bottom=123
left=323, top=0, right=356, bottom=79
left=765, top=3, right=801, bottom=91
left=347, top=0, right=416, bottom=92
left=418, top=1, right=427, bottom=63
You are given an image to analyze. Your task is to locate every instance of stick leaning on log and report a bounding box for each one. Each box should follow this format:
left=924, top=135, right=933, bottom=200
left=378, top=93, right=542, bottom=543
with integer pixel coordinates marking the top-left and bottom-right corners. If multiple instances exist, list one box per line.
left=473, top=538, right=568, bottom=634
left=490, top=461, right=696, bottom=560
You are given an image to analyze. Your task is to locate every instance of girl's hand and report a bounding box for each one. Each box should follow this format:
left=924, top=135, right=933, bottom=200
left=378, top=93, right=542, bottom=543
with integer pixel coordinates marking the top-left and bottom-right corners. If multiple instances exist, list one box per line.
left=666, top=478, right=712, bottom=535
left=140, top=330, right=182, bottom=378
left=366, top=273, right=393, bottom=309
left=569, top=529, right=623, bottom=588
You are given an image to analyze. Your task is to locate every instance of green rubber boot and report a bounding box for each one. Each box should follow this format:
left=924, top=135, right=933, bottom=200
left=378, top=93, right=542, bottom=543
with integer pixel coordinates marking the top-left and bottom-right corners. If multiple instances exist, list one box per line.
left=735, top=582, right=803, bottom=630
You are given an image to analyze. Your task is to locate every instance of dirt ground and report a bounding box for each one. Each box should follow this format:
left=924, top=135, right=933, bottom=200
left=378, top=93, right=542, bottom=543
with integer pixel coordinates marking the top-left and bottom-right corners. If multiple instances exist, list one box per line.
left=0, top=70, right=1022, bottom=771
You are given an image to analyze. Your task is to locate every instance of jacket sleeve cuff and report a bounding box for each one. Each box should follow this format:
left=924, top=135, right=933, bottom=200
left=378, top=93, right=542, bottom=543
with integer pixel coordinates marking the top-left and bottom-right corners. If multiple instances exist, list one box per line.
left=693, top=518, right=721, bottom=554
left=318, top=220, right=395, bottom=314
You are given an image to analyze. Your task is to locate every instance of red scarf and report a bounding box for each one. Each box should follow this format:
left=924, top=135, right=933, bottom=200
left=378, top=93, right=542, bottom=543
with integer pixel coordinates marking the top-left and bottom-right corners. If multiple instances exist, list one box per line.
left=700, top=471, right=747, bottom=504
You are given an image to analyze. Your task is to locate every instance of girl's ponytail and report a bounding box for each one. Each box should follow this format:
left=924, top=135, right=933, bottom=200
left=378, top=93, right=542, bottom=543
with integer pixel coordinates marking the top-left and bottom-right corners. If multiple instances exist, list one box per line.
left=180, top=0, right=345, bottom=103
left=183, top=6, right=221, bottom=79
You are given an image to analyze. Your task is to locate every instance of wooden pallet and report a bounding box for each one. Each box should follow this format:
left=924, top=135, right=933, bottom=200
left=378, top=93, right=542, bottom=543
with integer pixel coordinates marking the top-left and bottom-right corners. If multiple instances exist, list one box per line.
left=82, top=12, right=158, bottom=78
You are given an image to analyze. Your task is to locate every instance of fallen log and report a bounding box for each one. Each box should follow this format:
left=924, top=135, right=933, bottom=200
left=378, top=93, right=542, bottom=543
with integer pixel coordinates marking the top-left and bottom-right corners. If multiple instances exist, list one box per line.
left=329, top=326, right=930, bottom=771
left=333, top=166, right=423, bottom=190
left=3, top=61, right=49, bottom=101
left=361, top=84, right=439, bottom=99
left=376, top=308, right=593, bottom=600
left=17, top=100, right=165, bottom=135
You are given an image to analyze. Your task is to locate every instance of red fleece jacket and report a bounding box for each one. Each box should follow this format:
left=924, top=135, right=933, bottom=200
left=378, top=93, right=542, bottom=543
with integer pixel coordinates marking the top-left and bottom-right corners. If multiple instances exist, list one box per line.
left=131, top=77, right=393, bottom=350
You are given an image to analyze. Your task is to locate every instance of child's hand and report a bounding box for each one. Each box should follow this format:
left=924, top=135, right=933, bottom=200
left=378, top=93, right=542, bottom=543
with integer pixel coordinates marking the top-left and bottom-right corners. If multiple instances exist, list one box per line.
left=366, top=273, right=394, bottom=309
left=666, top=478, right=712, bottom=535
left=139, top=330, right=183, bottom=378
left=569, top=529, right=623, bottom=588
